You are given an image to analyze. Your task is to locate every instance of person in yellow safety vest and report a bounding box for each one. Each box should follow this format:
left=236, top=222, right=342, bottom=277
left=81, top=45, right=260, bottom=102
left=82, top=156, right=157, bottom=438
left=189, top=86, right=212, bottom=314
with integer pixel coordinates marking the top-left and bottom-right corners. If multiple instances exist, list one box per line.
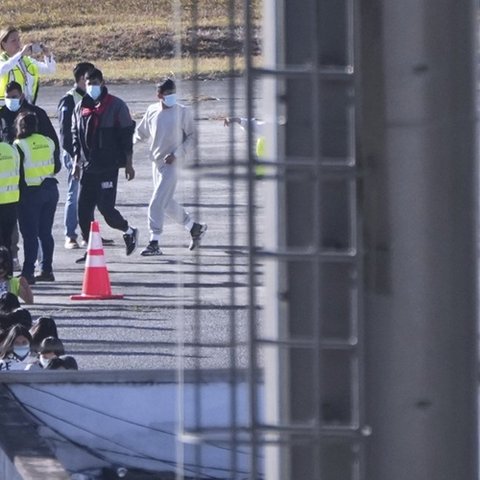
left=0, top=246, right=33, bottom=304
left=14, top=111, right=59, bottom=286
left=224, top=116, right=267, bottom=177
left=0, top=26, right=56, bottom=105
left=0, top=139, right=20, bottom=253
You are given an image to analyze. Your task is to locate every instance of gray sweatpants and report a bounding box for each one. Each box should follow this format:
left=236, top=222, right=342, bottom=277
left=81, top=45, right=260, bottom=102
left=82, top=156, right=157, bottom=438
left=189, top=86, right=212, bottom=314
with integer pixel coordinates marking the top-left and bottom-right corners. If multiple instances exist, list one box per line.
left=148, top=162, right=191, bottom=239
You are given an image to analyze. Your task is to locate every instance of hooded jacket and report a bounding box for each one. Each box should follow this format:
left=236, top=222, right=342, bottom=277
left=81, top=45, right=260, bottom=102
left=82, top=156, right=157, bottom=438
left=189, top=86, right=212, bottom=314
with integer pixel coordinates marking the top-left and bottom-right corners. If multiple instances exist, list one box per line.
left=71, top=86, right=135, bottom=173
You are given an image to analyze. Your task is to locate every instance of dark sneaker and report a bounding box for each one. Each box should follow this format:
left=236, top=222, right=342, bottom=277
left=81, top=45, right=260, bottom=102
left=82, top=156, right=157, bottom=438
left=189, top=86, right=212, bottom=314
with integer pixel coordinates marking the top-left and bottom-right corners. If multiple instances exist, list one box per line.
left=75, top=253, right=87, bottom=264
left=101, top=237, right=115, bottom=245
left=123, top=228, right=139, bottom=256
left=189, top=223, right=207, bottom=251
left=140, top=241, right=162, bottom=256
left=64, top=237, right=79, bottom=249
left=34, top=272, right=55, bottom=282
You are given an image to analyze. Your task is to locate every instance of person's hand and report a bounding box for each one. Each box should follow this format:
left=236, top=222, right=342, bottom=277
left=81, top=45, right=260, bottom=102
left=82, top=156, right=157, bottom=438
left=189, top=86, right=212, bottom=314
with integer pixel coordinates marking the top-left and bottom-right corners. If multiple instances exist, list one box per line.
left=224, top=117, right=240, bottom=127
left=164, top=153, right=175, bottom=164
left=41, top=44, right=50, bottom=56
left=72, top=159, right=81, bottom=180
left=125, top=164, right=135, bottom=180
left=20, top=44, right=32, bottom=57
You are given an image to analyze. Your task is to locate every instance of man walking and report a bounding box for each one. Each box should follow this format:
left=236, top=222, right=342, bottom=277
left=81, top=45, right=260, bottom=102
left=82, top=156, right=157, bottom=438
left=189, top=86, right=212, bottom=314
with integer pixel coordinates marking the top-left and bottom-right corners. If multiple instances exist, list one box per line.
left=58, top=62, right=94, bottom=249
left=134, top=78, right=206, bottom=256
left=71, top=68, right=138, bottom=262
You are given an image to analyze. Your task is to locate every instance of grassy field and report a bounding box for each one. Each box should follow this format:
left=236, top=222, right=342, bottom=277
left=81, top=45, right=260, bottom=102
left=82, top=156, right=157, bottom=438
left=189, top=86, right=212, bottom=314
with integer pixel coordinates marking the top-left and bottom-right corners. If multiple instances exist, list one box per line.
left=2, top=0, right=262, bottom=83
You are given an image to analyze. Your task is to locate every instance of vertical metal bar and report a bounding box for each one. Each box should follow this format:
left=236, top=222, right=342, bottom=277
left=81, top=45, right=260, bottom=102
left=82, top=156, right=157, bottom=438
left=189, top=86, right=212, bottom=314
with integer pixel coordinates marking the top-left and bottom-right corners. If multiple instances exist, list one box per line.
left=173, top=1, right=185, bottom=479
left=244, top=0, right=260, bottom=478
left=227, top=0, right=239, bottom=477
left=309, top=0, right=323, bottom=478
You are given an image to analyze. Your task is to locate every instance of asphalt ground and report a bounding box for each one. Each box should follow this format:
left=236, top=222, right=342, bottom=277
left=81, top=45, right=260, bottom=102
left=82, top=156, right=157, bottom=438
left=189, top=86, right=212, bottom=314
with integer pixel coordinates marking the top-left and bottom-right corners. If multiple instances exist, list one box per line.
left=21, top=79, right=265, bottom=371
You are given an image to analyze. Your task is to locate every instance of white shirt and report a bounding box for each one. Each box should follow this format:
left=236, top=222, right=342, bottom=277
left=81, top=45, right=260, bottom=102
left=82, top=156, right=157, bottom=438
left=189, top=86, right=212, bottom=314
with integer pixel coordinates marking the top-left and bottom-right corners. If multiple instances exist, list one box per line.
left=0, top=51, right=56, bottom=103
left=0, top=353, right=37, bottom=371
left=134, top=102, right=195, bottom=164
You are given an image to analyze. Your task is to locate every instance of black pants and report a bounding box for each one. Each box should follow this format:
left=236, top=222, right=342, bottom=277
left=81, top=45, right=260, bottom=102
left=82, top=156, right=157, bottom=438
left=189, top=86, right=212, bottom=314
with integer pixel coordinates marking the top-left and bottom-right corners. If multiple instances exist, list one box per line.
left=0, top=203, right=17, bottom=254
left=78, top=169, right=129, bottom=242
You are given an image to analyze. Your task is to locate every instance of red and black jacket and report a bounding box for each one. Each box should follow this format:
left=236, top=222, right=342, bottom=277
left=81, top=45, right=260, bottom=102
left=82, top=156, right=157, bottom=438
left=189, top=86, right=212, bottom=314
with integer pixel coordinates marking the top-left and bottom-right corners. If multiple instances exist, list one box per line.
left=71, top=86, right=135, bottom=173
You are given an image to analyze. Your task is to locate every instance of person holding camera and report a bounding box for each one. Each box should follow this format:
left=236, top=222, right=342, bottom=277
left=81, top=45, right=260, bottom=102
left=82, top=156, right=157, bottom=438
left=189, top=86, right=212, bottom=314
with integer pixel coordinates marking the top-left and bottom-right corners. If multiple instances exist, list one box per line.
left=0, top=26, right=56, bottom=105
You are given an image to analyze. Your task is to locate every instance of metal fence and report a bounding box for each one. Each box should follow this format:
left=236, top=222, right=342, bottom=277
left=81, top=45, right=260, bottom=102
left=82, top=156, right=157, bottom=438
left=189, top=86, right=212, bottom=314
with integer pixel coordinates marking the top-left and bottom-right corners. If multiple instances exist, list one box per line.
left=177, top=0, right=367, bottom=478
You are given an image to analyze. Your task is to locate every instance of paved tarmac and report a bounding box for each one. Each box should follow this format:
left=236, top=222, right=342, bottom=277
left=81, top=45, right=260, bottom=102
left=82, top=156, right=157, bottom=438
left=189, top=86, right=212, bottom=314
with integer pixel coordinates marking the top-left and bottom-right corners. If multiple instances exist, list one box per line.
left=21, top=79, right=265, bottom=371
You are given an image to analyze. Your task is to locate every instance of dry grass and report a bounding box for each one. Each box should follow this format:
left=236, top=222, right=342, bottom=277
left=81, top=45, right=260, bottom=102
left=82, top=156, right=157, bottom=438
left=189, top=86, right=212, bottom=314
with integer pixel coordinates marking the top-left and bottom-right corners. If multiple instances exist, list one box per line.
left=2, top=0, right=262, bottom=82
left=46, top=56, right=259, bottom=84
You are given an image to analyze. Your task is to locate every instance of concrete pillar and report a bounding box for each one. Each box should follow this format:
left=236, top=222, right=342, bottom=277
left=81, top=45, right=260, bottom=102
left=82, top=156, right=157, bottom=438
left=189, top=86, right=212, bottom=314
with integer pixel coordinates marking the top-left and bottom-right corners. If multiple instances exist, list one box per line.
left=360, top=0, right=479, bottom=478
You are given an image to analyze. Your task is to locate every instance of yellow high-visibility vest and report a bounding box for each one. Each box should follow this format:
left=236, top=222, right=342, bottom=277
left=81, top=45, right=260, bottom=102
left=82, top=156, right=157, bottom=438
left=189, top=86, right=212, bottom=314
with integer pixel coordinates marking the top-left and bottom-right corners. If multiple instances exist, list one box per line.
left=255, top=136, right=267, bottom=177
left=14, top=134, right=55, bottom=186
left=0, top=142, right=20, bottom=204
left=0, top=52, right=39, bottom=102
left=7, top=277, right=20, bottom=296
left=255, top=136, right=266, bottom=158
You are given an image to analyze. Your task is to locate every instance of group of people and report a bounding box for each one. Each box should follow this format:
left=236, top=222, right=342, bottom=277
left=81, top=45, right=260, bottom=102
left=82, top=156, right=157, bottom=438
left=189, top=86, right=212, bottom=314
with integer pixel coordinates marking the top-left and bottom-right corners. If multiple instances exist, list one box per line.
left=0, top=25, right=212, bottom=371
left=0, top=25, right=208, bottom=291
left=0, top=292, right=77, bottom=371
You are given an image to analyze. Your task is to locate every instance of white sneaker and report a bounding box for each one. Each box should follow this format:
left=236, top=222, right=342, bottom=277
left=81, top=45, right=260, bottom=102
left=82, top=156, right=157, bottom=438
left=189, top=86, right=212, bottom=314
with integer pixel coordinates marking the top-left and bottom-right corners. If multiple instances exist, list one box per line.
left=64, top=237, right=80, bottom=249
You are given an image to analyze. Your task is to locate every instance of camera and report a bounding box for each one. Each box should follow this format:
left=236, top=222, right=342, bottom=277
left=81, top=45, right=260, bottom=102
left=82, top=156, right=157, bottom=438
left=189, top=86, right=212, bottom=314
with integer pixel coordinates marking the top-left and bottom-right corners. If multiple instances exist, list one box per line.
left=31, top=43, right=43, bottom=54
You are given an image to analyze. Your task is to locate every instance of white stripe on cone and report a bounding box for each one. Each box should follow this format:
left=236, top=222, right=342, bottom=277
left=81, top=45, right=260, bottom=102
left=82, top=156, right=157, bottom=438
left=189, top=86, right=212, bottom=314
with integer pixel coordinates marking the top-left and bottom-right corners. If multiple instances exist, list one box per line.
left=85, top=255, right=107, bottom=268
left=88, top=230, right=103, bottom=250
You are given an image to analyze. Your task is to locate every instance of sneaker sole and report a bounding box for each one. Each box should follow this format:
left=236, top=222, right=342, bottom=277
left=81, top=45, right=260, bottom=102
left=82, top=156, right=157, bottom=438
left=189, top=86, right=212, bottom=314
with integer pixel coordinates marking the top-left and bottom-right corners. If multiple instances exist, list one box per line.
left=140, top=250, right=163, bottom=256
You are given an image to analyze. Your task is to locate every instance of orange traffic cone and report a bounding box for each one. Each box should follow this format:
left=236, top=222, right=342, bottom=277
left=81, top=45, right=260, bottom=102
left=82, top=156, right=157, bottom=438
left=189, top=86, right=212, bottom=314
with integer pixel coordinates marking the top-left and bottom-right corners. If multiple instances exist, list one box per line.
left=71, top=221, right=124, bottom=300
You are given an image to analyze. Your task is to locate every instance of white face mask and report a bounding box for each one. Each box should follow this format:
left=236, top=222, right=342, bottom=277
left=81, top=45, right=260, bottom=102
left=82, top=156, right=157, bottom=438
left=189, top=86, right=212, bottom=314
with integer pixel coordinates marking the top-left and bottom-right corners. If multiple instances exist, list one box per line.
left=86, top=84, right=102, bottom=101
left=39, top=355, right=50, bottom=368
left=162, top=93, right=177, bottom=108
left=5, top=97, right=21, bottom=112
left=13, top=345, right=30, bottom=359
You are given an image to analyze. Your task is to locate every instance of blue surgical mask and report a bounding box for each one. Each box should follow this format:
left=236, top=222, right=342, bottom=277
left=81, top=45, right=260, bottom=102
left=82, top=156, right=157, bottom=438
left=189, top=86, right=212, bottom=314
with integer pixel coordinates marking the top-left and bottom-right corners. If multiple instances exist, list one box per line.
left=13, top=345, right=30, bottom=360
left=5, top=98, right=21, bottom=112
left=162, top=93, right=177, bottom=108
left=86, top=85, right=102, bottom=101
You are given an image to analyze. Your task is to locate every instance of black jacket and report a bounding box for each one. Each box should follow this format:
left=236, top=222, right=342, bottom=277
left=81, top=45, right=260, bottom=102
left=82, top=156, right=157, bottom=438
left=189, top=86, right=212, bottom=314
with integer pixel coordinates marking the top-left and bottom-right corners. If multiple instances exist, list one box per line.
left=72, top=87, right=135, bottom=174
left=58, top=86, right=85, bottom=157
left=0, top=101, right=61, bottom=174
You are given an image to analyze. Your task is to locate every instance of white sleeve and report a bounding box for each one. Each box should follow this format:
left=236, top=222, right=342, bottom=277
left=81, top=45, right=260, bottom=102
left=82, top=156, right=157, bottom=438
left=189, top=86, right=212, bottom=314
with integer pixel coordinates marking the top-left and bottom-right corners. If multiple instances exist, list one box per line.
left=133, top=110, right=150, bottom=144
left=173, top=106, right=195, bottom=161
left=32, top=55, right=56, bottom=75
left=0, top=51, right=22, bottom=75
left=239, top=117, right=249, bottom=131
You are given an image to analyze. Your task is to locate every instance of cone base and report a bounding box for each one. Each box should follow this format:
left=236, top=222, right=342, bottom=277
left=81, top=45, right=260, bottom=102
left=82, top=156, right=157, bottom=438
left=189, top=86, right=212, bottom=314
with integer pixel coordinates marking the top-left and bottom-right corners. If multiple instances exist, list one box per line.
left=71, top=293, right=124, bottom=300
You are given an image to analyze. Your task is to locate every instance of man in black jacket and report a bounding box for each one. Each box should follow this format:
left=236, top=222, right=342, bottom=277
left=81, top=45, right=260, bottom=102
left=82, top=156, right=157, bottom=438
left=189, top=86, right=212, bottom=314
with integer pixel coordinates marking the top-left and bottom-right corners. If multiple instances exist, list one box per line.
left=72, top=68, right=138, bottom=262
